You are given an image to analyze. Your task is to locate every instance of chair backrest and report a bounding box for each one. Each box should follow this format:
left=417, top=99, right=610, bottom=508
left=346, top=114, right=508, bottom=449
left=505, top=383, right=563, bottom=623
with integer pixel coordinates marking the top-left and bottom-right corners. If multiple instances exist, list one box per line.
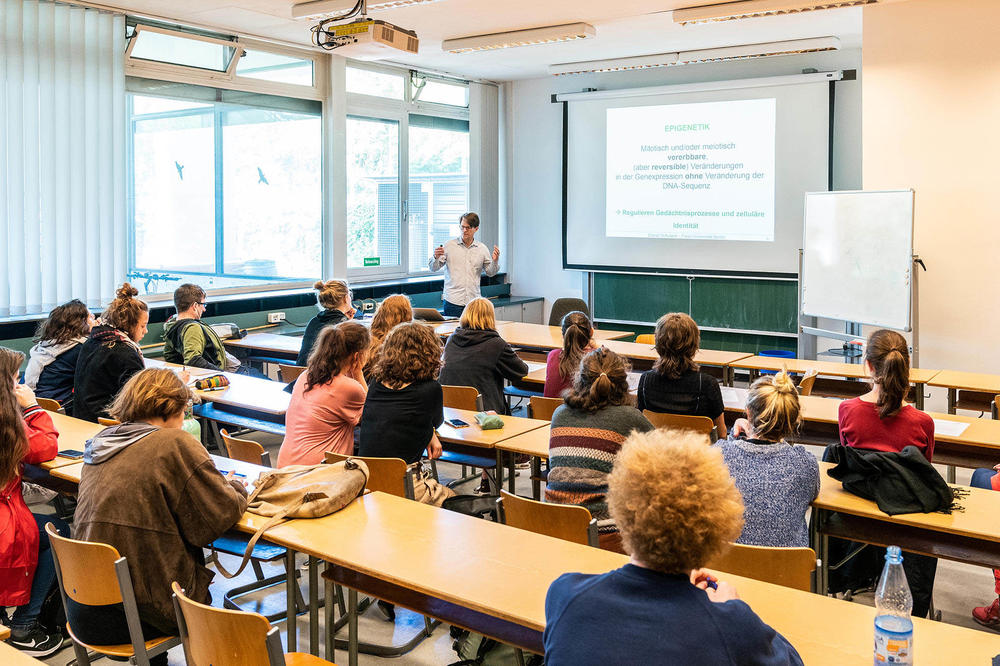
left=47, top=523, right=124, bottom=606
left=634, top=334, right=655, bottom=345
left=278, top=363, right=306, bottom=384
left=529, top=395, right=563, bottom=421
left=548, top=298, right=591, bottom=327
left=172, top=581, right=283, bottom=666
left=325, top=451, right=412, bottom=499
left=221, top=429, right=271, bottom=467
left=498, top=490, right=597, bottom=547
left=797, top=369, right=819, bottom=397
left=441, top=385, right=483, bottom=412
left=97, top=417, right=121, bottom=427
left=36, top=397, right=62, bottom=412
left=706, top=543, right=817, bottom=592
left=642, top=410, right=715, bottom=439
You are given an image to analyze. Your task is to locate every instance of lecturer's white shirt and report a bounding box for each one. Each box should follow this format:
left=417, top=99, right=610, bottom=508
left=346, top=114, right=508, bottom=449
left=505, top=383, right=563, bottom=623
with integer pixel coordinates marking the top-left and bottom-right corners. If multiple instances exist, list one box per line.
left=428, top=238, right=498, bottom=306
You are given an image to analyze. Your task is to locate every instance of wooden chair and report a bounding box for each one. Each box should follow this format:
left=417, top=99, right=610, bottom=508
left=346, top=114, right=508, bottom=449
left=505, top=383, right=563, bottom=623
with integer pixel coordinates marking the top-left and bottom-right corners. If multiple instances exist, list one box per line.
left=642, top=410, right=716, bottom=441
left=98, top=417, right=121, bottom=427
left=325, top=452, right=415, bottom=499
left=635, top=333, right=655, bottom=345
left=497, top=490, right=598, bottom=547
left=220, top=428, right=272, bottom=467
left=35, top=397, right=62, bottom=412
left=171, top=582, right=333, bottom=666
left=441, top=384, right=484, bottom=411
left=279, top=363, right=306, bottom=384
left=47, top=523, right=180, bottom=666
left=706, top=543, right=817, bottom=593
left=797, top=369, right=819, bottom=397
left=528, top=395, right=562, bottom=421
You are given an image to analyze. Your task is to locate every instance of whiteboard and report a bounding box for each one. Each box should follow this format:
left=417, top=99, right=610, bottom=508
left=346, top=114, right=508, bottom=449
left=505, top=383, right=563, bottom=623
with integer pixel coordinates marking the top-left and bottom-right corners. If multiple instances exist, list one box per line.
left=800, top=190, right=914, bottom=330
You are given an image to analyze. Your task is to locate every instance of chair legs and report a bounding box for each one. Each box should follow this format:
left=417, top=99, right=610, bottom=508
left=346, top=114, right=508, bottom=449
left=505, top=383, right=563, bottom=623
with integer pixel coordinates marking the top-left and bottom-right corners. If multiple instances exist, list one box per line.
left=223, top=554, right=307, bottom=623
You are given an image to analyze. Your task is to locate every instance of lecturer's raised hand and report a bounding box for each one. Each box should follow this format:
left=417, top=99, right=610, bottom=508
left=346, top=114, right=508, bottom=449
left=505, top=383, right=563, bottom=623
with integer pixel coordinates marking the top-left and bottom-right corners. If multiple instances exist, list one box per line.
left=434, top=245, right=445, bottom=260
left=492, top=245, right=500, bottom=263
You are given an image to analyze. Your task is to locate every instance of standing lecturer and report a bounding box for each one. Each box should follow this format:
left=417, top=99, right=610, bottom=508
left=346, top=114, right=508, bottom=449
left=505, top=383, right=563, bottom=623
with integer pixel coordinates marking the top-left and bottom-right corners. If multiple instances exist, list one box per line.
left=428, top=212, right=500, bottom=317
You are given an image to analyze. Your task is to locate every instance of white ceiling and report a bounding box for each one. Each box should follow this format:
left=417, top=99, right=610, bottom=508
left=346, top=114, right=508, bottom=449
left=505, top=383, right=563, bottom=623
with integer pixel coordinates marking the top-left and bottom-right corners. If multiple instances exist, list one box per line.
left=106, top=0, right=863, bottom=80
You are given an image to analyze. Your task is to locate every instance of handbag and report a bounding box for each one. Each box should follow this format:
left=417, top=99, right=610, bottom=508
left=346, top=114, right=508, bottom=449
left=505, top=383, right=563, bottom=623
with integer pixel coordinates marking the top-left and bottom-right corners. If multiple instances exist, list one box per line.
left=213, top=458, right=369, bottom=578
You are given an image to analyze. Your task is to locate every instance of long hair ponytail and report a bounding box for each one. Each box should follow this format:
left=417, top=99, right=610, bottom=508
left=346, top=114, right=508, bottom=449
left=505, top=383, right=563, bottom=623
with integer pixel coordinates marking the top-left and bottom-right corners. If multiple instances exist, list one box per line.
left=865, top=329, right=911, bottom=418
left=558, top=311, right=593, bottom=380
left=564, top=347, right=632, bottom=413
left=0, top=348, right=29, bottom=487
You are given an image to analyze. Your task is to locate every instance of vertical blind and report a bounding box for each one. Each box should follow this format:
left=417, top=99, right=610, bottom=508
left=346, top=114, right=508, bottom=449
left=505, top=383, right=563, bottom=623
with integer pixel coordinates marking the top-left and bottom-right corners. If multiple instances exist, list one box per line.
left=1, top=0, right=125, bottom=316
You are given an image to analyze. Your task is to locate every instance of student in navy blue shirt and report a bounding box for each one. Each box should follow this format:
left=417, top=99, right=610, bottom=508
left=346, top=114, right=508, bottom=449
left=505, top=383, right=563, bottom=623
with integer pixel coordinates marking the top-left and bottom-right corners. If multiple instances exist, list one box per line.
left=544, top=429, right=803, bottom=666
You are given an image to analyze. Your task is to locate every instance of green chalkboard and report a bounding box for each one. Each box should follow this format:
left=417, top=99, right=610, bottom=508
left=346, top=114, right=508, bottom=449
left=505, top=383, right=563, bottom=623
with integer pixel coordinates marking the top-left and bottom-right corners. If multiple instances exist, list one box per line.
left=691, top=278, right=797, bottom=333
left=593, top=274, right=688, bottom=323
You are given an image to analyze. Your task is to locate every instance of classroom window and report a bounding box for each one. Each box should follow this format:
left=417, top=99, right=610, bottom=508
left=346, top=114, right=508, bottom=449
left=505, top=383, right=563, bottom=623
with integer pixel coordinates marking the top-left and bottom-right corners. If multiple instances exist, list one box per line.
left=128, top=90, right=322, bottom=296
left=346, top=66, right=405, bottom=99
left=127, top=25, right=237, bottom=73
left=236, top=49, right=314, bottom=87
left=414, top=78, right=469, bottom=107
left=346, top=116, right=401, bottom=270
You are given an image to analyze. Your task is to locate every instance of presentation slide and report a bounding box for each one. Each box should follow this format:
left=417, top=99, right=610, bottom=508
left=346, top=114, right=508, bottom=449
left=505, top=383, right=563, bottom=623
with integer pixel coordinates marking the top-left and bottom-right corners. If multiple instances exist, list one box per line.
left=605, top=99, right=776, bottom=242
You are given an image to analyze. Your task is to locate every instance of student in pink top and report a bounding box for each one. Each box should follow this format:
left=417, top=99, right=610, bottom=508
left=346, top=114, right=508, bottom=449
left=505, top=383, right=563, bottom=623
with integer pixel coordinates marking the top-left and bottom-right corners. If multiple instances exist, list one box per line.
left=544, top=311, right=596, bottom=398
left=277, top=322, right=369, bottom=467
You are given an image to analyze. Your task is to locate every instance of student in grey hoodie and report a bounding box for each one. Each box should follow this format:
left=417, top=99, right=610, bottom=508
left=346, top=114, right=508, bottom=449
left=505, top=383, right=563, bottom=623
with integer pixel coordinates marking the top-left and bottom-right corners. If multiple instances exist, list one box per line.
left=438, top=297, right=528, bottom=414
left=23, top=300, right=95, bottom=409
left=71, top=368, right=247, bottom=658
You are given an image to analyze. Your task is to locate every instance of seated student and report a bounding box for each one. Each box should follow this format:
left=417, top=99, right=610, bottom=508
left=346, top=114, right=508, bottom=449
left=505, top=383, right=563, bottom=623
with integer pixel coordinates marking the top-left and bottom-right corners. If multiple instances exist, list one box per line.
left=543, top=311, right=595, bottom=398
left=363, top=294, right=412, bottom=380
left=546, top=347, right=653, bottom=552
left=278, top=322, right=369, bottom=467
left=837, top=328, right=936, bottom=618
left=0, top=347, right=69, bottom=657
left=544, top=428, right=803, bottom=666
left=358, top=322, right=454, bottom=506
left=439, top=297, right=528, bottom=414
left=637, top=312, right=726, bottom=436
left=970, top=463, right=1000, bottom=629
left=23, top=299, right=96, bottom=411
left=73, top=283, right=148, bottom=423
left=71, top=368, right=247, bottom=659
left=162, top=283, right=261, bottom=377
left=297, top=279, right=355, bottom=367
left=714, top=370, right=819, bottom=548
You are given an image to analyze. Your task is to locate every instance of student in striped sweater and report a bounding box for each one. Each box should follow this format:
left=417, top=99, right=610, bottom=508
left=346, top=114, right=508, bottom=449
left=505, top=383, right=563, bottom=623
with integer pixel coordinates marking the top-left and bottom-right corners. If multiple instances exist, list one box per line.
left=546, top=347, right=653, bottom=552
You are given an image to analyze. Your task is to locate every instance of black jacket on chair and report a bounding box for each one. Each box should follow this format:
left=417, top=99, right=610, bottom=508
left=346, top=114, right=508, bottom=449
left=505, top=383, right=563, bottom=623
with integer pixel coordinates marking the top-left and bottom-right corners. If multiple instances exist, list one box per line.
left=438, top=327, right=528, bottom=414
left=825, top=444, right=954, bottom=515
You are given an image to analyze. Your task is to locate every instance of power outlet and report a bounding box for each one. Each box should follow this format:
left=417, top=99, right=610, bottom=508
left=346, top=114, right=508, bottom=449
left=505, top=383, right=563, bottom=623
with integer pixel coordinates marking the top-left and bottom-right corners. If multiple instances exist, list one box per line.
left=267, top=312, right=286, bottom=323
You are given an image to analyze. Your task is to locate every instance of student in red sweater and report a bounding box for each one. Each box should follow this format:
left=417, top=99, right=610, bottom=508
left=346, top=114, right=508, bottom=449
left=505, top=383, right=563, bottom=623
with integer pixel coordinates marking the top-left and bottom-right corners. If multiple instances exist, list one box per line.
left=543, top=311, right=595, bottom=398
left=0, top=347, right=68, bottom=657
left=836, top=329, right=937, bottom=618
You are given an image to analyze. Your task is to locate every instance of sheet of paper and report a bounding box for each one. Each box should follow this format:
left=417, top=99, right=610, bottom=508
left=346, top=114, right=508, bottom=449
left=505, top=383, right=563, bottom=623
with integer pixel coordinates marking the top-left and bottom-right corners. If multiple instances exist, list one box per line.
left=720, top=386, right=745, bottom=409
left=931, top=419, right=970, bottom=437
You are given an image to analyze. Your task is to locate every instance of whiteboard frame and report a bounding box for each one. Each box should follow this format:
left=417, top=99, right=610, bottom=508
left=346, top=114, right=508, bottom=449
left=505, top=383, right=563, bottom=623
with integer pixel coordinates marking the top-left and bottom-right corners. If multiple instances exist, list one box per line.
left=799, top=189, right=915, bottom=331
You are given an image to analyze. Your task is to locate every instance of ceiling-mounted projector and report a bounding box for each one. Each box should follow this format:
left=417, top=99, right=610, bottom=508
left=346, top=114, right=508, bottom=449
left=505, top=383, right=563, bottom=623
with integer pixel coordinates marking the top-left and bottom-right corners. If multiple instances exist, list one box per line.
left=294, top=0, right=420, bottom=59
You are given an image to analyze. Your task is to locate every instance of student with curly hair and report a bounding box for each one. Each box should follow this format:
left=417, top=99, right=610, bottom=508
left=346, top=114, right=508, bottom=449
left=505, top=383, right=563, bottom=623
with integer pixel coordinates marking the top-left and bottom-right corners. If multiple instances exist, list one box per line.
left=363, top=294, right=412, bottom=380
left=546, top=347, right=653, bottom=551
left=23, top=299, right=96, bottom=410
left=278, top=322, right=369, bottom=466
left=715, top=369, right=819, bottom=548
left=297, top=279, right=355, bottom=367
left=358, top=322, right=453, bottom=506
left=73, top=283, right=149, bottom=423
left=544, top=429, right=803, bottom=665
left=637, top=312, right=726, bottom=436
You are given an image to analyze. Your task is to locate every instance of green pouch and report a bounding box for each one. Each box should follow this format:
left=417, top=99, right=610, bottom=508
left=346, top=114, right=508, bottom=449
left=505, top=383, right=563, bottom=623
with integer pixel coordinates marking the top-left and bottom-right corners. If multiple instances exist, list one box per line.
left=474, top=412, right=504, bottom=430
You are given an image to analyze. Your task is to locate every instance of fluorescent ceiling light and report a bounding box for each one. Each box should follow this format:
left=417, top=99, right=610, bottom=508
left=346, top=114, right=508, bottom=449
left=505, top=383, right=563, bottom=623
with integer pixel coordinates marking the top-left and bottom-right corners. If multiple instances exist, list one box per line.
left=548, top=37, right=839, bottom=75
left=291, top=0, right=444, bottom=21
left=673, top=0, right=904, bottom=25
left=549, top=53, right=679, bottom=76
left=443, top=23, right=596, bottom=54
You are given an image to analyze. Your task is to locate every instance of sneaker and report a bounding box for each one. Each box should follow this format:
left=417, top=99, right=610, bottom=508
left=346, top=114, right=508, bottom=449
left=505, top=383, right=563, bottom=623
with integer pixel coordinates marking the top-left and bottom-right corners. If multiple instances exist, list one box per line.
left=8, top=624, right=64, bottom=657
left=473, top=478, right=492, bottom=496
left=20, top=481, right=57, bottom=505
left=375, top=600, right=396, bottom=622
left=973, top=598, right=1000, bottom=630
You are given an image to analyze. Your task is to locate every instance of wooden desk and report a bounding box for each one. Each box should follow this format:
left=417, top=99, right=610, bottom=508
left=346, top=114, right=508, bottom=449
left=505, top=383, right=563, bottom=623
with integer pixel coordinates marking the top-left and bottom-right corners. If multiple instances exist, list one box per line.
left=261, top=491, right=1000, bottom=666
left=38, top=412, right=103, bottom=470
left=928, top=369, right=1000, bottom=416
left=224, top=332, right=302, bottom=361
left=145, top=358, right=290, bottom=417
left=438, top=408, right=549, bottom=491
left=435, top=320, right=632, bottom=343
left=518, top=348, right=751, bottom=386
left=0, top=640, right=46, bottom=664
left=812, top=461, right=1000, bottom=594
left=521, top=366, right=642, bottom=392
left=0, top=623, right=9, bottom=640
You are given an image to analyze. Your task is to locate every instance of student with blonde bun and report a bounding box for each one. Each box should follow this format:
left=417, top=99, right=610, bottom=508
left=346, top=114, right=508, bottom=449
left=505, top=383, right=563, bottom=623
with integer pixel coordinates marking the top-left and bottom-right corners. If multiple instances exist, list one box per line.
left=715, top=370, right=819, bottom=548
left=297, top=279, right=356, bottom=366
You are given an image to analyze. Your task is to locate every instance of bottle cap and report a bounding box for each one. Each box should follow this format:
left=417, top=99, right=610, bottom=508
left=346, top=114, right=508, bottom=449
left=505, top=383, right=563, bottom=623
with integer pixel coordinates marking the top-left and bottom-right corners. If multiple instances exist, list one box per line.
left=885, top=545, right=903, bottom=563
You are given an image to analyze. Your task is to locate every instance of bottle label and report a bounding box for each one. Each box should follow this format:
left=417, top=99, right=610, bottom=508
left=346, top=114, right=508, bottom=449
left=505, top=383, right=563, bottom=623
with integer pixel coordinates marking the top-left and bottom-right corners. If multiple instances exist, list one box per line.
left=874, top=616, right=913, bottom=665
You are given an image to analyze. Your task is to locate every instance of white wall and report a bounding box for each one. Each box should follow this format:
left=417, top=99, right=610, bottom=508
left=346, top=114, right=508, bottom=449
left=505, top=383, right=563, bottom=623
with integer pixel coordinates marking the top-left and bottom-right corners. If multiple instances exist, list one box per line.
left=504, top=49, right=863, bottom=324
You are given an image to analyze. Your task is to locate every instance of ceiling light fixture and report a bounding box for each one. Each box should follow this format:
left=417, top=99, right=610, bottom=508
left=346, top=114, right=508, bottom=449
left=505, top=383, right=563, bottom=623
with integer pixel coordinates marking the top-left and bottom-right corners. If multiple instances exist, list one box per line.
left=548, top=36, right=839, bottom=75
left=673, top=0, right=905, bottom=25
left=291, top=0, right=444, bottom=21
left=442, top=23, right=596, bottom=54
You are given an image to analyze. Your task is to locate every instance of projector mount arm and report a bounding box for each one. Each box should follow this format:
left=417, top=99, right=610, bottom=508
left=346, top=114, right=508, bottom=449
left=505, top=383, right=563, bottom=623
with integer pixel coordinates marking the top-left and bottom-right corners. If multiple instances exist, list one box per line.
left=311, top=0, right=367, bottom=50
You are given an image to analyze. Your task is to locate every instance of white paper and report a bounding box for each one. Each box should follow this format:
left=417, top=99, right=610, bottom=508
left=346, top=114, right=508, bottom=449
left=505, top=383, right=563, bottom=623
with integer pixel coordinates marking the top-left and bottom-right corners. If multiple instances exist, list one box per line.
left=721, top=386, right=746, bottom=409
left=932, top=419, right=970, bottom=437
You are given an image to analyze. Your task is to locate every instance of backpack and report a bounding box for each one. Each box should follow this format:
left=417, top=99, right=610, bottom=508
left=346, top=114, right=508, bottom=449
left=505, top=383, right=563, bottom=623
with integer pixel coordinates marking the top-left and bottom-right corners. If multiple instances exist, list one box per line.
left=213, top=458, right=369, bottom=578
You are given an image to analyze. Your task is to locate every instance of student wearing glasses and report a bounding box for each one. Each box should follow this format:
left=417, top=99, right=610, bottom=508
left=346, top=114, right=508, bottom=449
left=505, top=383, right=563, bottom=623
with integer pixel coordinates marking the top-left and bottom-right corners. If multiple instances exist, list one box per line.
left=428, top=212, right=500, bottom=318
left=163, top=283, right=261, bottom=376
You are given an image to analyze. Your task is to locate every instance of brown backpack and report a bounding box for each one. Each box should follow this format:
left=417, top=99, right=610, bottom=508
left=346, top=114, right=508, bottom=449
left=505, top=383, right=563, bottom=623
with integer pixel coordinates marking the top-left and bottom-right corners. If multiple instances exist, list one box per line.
left=213, top=458, right=369, bottom=578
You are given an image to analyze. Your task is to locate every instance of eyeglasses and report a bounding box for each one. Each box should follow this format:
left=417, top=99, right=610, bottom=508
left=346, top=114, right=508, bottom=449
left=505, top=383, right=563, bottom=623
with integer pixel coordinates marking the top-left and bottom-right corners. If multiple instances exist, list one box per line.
left=460, top=225, right=473, bottom=231
left=197, top=302, right=206, bottom=307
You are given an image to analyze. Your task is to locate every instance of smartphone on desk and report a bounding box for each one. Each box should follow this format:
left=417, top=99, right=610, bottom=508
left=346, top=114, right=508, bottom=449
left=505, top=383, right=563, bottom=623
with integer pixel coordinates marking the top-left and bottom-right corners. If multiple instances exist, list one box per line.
left=445, top=418, right=469, bottom=428
left=60, top=449, right=85, bottom=459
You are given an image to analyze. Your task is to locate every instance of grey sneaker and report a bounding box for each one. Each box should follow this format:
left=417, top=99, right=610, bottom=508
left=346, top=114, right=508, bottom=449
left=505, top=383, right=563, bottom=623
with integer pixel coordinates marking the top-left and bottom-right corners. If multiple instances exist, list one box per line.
left=20, top=482, right=57, bottom=505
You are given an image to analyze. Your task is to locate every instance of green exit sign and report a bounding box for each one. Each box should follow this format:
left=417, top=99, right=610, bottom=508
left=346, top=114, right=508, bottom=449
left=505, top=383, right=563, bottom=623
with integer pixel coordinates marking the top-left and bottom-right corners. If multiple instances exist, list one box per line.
left=363, top=257, right=381, bottom=267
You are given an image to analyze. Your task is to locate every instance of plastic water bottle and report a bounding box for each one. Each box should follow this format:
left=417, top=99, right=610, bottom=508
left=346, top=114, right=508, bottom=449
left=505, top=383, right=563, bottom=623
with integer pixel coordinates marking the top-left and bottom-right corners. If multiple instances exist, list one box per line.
left=874, top=546, right=913, bottom=665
